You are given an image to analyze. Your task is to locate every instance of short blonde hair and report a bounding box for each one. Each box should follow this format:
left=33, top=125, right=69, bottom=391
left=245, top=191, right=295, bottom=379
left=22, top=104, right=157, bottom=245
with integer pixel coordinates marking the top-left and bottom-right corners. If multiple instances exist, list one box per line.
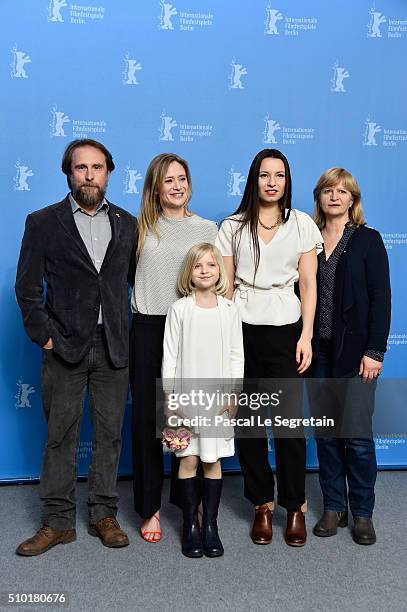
left=178, top=243, right=229, bottom=297
left=313, top=167, right=366, bottom=230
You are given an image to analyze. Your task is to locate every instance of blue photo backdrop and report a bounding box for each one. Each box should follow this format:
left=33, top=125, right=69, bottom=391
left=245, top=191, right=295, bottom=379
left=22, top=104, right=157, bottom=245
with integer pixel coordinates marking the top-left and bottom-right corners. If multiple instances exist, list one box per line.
left=1, top=0, right=406, bottom=481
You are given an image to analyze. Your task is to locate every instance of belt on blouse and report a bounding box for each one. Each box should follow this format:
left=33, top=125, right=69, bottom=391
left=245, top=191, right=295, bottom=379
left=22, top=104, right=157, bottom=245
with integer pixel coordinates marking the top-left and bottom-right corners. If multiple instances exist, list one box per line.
left=235, top=283, right=295, bottom=301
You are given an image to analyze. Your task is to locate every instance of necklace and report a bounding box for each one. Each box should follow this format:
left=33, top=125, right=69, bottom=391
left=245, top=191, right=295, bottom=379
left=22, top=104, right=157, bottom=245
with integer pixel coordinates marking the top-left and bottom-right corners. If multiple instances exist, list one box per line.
left=258, top=213, right=281, bottom=230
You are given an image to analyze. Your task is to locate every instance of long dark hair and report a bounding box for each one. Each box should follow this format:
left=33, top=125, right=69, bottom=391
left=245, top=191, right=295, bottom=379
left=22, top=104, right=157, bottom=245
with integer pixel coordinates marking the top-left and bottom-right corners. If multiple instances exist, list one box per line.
left=228, top=149, right=292, bottom=282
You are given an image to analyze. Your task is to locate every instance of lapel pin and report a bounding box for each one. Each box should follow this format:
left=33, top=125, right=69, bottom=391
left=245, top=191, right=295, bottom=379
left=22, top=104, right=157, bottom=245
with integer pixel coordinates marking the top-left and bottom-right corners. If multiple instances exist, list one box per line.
left=115, top=213, right=120, bottom=218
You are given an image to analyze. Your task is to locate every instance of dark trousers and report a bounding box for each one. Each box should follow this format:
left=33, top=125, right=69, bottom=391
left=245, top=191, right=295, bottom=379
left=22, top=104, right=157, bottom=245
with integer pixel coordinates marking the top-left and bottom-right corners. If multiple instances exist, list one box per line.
left=312, top=343, right=377, bottom=518
left=130, top=313, right=167, bottom=519
left=236, top=321, right=306, bottom=511
left=40, top=328, right=129, bottom=530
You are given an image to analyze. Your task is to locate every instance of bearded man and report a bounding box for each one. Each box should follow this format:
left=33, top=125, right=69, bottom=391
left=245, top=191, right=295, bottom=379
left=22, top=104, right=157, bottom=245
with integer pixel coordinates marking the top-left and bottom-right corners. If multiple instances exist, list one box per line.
left=15, top=139, right=137, bottom=555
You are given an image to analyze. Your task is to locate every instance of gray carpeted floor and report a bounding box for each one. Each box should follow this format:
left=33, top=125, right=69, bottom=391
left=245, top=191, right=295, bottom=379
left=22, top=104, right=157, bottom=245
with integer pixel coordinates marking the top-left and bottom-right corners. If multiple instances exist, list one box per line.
left=0, top=472, right=406, bottom=612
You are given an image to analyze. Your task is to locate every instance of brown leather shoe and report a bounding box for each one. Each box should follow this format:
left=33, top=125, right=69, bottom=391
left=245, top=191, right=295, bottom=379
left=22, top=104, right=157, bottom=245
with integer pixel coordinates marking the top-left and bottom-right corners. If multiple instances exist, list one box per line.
left=88, top=517, right=129, bottom=548
left=352, top=517, right=376, bottom=545
left=251, top=505, right=273, bottom=545
left=285, top=510, right=307, bottom=547
left=16, top=526, right=76, bottom=557
left=313, top=511, right=348, bottom=537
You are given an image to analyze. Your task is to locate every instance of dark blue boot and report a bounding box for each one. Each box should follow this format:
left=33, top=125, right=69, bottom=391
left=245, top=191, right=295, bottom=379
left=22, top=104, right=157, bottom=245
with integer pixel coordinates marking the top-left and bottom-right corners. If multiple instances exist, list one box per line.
left=202, top=478, right=224, bottom=557
left=179, top=477, right=203, bottom=558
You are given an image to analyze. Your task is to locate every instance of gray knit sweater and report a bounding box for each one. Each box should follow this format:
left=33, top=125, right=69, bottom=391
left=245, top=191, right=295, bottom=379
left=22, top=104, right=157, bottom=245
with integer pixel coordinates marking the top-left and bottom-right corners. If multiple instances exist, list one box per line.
left=131, top=214, right=218, bottom=315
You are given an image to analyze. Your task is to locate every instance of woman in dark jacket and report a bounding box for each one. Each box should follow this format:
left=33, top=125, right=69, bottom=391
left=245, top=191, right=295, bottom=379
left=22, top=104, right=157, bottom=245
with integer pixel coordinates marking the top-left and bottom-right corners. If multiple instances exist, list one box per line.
left=310, top=167, right=391, bottom=545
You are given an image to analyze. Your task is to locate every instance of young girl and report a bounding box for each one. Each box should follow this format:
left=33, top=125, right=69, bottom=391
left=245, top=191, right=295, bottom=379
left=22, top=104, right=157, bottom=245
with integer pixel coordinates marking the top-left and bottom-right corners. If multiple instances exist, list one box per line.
left=162, top=243, right=244, bottom=558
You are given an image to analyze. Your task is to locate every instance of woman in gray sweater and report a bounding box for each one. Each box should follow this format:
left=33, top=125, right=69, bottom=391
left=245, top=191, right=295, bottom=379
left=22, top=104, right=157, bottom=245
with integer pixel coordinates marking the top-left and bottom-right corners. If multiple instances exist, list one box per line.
left=130, top=153, right=217, bottom=542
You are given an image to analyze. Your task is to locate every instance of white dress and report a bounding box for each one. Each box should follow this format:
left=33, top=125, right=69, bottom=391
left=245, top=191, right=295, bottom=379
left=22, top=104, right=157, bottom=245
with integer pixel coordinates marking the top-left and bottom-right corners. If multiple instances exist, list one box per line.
left=215, top=209, right=323, bottom=326
left=162, top=295, right=244, bottom=463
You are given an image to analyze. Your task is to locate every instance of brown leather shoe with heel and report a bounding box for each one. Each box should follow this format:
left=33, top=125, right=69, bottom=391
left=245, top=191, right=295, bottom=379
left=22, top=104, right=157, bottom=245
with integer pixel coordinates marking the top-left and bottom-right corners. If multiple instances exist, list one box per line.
left=251, top=504, right=273, bottom=545
left=16, top=526, right=76, bottom=557
left=285, top=510, right=307, bottom=547
left=88, top=517, right=129, bottom=548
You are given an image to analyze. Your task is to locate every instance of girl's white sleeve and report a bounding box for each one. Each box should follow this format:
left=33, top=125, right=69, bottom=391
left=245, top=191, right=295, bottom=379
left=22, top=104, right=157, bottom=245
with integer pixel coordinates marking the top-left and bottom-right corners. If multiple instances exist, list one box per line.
left=162, top=304, right=181, bottom=392
left=230, top=305, right=244, bottom=381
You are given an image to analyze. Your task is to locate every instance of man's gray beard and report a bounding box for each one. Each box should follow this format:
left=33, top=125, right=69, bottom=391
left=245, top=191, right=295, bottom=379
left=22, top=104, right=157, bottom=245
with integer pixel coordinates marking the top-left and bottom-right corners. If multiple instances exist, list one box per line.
left=73, top=184, right=106, bottom=209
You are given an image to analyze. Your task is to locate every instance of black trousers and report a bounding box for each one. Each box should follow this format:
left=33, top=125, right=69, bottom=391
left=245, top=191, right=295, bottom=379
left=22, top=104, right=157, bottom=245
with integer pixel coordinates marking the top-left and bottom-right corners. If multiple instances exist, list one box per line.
left=130, top=313, right=180, bottom=519
left=236, top=321, right=306, bottom=511
left=40, top=328, right=129, bottom=530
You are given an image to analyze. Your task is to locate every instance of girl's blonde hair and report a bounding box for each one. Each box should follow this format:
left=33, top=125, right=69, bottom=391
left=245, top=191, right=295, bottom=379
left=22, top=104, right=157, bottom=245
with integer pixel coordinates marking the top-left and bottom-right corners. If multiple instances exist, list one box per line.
left=137, top=153, right=192, bottom=258
left=313, top=167, right=366, bottom=230
left=178, top=243, right=229, bottom=297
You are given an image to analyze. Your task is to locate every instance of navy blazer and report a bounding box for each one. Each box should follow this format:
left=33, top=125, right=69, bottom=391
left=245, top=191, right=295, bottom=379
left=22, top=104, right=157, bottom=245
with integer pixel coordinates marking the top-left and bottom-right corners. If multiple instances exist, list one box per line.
left=312, top=225, right=391, bottom=377
left=15, top=196, right=137, bottom=367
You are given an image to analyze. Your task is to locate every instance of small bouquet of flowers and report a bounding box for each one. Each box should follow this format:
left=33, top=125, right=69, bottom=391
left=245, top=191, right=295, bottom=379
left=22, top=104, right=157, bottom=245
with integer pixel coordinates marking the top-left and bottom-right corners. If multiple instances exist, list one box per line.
left=161, top=426, right=192, bottom=452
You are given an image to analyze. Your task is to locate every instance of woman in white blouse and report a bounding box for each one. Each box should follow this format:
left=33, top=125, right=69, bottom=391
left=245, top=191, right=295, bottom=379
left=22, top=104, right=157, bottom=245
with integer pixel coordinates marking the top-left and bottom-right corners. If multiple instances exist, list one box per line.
left=216, top=149, right=322, bottom=547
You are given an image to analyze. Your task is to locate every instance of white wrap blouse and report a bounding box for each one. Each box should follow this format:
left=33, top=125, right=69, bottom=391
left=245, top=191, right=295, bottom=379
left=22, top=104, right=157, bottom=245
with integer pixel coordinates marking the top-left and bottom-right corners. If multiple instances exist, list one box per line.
left=215, top=209, right=323, bottom=326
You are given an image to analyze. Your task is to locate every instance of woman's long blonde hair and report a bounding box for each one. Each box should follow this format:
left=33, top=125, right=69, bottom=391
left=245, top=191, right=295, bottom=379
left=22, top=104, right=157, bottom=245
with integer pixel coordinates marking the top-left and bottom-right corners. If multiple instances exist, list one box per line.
left=313, top=167, right=366, bottom=230
left=137, top=153, right=192, bottom=258
left=178, top=243, right=229, bottom=297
